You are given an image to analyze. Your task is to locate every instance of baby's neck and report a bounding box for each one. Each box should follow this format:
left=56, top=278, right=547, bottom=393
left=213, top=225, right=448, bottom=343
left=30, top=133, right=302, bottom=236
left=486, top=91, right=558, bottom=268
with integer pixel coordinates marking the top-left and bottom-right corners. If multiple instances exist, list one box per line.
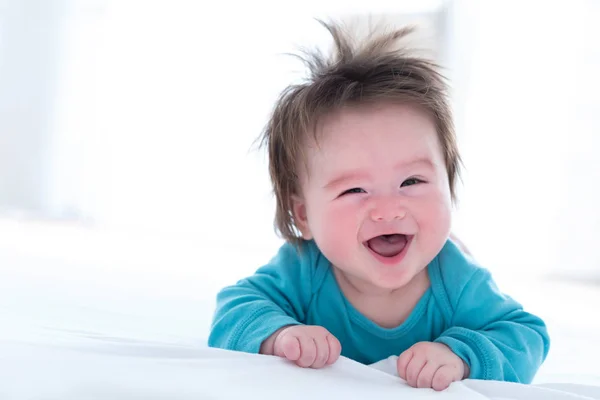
left=333, top=267, right=430, bottom=329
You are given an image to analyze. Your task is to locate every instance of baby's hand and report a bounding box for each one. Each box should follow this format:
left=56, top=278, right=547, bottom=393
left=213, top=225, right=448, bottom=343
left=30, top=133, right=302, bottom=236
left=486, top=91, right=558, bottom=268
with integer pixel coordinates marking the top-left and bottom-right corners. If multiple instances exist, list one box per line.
left=397, top=342, right=469, bottom=391
left=267, top=325, right=341, bottom=368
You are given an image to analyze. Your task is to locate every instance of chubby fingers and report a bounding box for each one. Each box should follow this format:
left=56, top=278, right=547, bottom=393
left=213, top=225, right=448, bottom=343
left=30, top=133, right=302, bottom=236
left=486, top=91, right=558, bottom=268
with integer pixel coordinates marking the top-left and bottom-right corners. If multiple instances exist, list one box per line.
left=432, top=364, right=460, bottom=391
left=326, top=334, right=341, bottom=365
left=273, top=326, right=341, bottom=369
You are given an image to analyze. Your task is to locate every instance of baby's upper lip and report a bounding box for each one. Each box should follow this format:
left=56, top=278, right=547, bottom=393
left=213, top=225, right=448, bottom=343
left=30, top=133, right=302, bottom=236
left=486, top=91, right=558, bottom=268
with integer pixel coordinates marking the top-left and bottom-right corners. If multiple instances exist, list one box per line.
left=363, top=232, right=413, bottom=243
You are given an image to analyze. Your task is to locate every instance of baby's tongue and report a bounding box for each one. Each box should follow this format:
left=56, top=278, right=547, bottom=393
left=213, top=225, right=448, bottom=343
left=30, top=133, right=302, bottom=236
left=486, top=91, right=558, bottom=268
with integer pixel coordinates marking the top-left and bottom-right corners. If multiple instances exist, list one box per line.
left=367, top=234, right=407, bottom=257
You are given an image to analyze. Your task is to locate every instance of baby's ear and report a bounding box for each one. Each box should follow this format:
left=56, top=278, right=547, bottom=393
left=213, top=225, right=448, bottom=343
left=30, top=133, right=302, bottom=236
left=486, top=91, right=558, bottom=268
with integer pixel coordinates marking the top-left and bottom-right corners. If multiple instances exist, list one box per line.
left=292, top=195, right=313, bottom=240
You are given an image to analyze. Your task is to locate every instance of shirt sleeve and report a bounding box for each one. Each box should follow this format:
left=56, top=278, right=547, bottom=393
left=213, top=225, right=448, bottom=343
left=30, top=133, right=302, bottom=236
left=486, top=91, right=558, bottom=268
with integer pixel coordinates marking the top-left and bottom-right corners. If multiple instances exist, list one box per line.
left=433, top=244, right=550, bottom=383
left=208, top=241, right=317, bottom=354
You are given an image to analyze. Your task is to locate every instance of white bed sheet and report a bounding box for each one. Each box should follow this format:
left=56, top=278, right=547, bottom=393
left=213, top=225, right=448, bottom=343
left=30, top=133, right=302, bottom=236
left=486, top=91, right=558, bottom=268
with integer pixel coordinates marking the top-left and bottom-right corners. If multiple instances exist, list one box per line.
left=1, top=219, right=600, bottom=398
left=1, top=333, right=600, bottom=400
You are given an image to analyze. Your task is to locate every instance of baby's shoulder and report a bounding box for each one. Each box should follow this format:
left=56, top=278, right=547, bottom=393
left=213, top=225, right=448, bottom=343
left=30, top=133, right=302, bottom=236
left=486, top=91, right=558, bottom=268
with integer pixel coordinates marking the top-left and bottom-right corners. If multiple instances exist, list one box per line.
left=430, top=239, right=490, bottom=307
left=266, top=240, right=330, bottom=288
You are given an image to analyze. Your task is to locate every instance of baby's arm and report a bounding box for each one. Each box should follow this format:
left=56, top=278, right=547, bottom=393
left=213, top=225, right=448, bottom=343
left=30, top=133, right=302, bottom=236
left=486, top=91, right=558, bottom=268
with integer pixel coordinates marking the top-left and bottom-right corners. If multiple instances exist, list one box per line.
left=208, top=242, right=310, bottom=353
left=208, top=241, right=341, bottom=367
left=434, top=268, right=550, bottom=383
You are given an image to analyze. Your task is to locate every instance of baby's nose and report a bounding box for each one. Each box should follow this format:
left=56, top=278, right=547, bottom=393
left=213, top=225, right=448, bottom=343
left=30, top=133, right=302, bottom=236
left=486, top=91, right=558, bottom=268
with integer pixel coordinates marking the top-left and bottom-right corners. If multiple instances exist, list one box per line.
left=369, top=199, right=406, bottom=222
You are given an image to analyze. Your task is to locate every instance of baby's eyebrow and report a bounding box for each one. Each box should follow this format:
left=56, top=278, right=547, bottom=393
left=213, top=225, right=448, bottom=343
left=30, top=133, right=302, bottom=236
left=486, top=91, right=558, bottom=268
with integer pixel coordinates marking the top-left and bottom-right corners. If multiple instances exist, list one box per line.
left=394, top=157, right=436, bottom=170
left=322, top=171, right=368, bottom=190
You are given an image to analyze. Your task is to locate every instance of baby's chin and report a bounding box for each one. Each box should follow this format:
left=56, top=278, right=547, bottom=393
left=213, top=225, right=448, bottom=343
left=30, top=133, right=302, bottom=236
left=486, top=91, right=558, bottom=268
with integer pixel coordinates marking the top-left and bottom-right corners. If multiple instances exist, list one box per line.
left=372, top=265, right=428, bottom=291
left=334, top=260, right=429, bottom=295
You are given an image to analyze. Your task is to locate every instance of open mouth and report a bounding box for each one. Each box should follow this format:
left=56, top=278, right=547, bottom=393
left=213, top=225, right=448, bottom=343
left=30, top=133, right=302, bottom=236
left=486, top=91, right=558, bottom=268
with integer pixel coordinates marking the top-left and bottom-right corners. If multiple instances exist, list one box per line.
left=365, top=234, right=410, bottom=258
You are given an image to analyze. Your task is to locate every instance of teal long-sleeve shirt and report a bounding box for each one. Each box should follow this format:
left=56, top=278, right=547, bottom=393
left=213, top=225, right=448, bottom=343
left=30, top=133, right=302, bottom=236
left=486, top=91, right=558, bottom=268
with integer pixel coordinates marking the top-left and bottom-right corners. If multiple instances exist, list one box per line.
left=208, top=239, right=550, bottom=383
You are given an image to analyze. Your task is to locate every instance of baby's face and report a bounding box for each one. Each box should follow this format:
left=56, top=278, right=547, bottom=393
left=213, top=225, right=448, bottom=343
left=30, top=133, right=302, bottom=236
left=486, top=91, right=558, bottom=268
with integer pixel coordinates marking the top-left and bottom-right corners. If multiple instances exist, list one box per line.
left=293, top=103, right=452, bottom=293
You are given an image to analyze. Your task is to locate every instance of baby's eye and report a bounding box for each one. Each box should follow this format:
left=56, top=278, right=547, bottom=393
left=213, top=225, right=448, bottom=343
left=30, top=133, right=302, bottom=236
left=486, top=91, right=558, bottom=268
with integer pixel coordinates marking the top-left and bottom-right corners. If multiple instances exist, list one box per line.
left=401, top=178, right=424, bottom=187
left=340, top=187, right=366, bottom=196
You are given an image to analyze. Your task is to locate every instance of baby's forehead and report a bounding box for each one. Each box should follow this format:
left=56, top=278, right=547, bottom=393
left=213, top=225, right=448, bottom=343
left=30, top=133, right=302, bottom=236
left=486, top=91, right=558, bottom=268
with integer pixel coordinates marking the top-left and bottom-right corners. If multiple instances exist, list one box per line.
left=317, top=101, right=433, bottom=132
left=294, top=102, right=442, bottom=175
left=307, top=106, right=437, bottom=150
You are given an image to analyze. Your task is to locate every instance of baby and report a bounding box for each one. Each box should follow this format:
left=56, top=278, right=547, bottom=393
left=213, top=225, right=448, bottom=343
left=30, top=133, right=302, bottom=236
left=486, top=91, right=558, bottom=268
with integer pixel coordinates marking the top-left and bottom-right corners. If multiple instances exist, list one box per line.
left=208, top=20, right=550, bottom=391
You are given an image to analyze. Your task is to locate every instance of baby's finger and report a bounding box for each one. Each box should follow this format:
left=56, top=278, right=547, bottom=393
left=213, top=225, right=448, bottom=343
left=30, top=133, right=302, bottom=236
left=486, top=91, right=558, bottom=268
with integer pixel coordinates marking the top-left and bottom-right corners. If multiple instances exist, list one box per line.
left=276, top=335, right=301, bottom=361
left=396, top=349, right=413, bottom=381
left=432, top=365, right=457, bottom=392
left=406, top=354, right=427, bottom=388
left=311, top=336, right=330, bottom=368
left=295, top=335, right=317, bottom=367
left=326, top=335, right=341, bottom=365
left=416, top=361, right=441, bottom=389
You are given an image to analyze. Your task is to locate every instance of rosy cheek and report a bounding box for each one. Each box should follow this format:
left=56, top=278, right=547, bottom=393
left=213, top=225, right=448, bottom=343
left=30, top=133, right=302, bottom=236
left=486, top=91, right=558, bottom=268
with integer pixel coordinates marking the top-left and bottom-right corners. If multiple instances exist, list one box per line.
left=309, top=202, right=355, bottom=258
left=330, top=201, right=358, bottom=227
left=411, top=189, right=451, bottom=225
left=325, top=201, right=359, bottom=233
left=422, top=199, right=452, bottom=237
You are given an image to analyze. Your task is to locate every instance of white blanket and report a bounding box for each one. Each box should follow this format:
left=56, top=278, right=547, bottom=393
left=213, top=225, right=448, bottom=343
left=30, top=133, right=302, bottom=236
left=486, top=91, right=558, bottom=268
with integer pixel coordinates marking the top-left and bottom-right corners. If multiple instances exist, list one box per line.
left=1, top=332, right=600, bottom=400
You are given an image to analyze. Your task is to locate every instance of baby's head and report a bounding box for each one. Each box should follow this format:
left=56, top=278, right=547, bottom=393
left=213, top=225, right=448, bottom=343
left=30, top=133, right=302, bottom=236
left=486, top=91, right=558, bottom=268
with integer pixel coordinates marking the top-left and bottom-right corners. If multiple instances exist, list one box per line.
left=260, top=20, right=461, bottom=292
